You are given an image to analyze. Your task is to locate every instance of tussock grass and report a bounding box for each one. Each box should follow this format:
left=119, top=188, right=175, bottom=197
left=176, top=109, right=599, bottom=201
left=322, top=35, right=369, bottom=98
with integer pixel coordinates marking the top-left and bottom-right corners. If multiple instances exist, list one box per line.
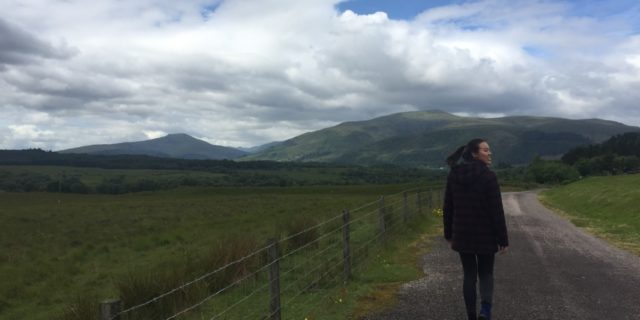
left=280, top=217, right=321, bottom=253
left=114, top=235, right=262, bottom=319
left=57, top=294, right=97, bottom=320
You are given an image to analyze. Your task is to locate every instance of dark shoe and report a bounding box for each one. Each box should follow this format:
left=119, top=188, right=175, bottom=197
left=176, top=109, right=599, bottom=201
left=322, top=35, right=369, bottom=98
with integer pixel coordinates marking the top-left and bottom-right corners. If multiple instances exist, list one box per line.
left=478, top=301, right=492, bottom=320
left=467, top=313, right=477, bottom=320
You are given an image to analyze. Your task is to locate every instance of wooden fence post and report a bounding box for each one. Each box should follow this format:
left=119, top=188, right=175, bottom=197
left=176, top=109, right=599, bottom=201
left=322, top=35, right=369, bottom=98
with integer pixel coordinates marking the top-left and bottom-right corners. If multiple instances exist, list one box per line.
left=378, top=196, right=386, bottom=237
left=417, top=190, right=422, bottom=215
left=342, top=209, right=351, bottom=284
left=267, top=239, right=281, bottom=320
left=100, top=299, right=122, bottom=320
left=402, top=191, right=409, bottom=223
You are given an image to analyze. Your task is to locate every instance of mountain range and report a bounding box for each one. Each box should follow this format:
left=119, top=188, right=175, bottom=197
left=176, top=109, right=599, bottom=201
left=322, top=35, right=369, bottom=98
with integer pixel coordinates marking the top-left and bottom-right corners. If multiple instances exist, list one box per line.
left=59, top=111, right=640, bottom=166
left=242, top=110, right=640, bottom=167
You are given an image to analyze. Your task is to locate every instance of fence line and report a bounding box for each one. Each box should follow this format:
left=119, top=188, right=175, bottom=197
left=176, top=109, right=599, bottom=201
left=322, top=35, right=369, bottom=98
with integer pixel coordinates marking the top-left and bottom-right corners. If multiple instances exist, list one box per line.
left=101, top=187, right=441, bottom=320
left=109, top=242, right=273, bottom=319
left=163, top=256, right=277, bottom=320
left=295, top=216, right=408, bottom=319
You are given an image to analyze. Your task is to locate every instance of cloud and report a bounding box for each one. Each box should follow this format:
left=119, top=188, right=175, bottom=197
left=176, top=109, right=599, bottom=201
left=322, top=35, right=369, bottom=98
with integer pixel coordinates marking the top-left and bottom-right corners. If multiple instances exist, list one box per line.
left=0, top=17, right=76, bottom=68
left=1, top=0, right=639, bottom=150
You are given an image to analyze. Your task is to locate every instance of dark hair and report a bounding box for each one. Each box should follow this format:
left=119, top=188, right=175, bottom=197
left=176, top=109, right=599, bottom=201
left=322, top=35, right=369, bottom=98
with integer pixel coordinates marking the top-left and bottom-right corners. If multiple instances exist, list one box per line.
left=446, top=138, right=486, bottom=167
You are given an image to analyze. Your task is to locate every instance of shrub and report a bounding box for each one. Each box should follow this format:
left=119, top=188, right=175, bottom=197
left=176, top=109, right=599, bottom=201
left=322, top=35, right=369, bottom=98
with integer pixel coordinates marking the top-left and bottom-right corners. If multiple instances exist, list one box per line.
left=526, top=159, right=580, bottom=184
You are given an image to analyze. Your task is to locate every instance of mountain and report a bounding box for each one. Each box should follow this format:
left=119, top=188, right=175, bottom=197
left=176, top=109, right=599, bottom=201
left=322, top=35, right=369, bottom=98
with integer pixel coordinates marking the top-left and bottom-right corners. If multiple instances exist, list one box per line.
left=240, top=110, right=640, bottom=167
left=237, top=141, right=283, bottom=154
left=59, top=133, right=248, bottom=160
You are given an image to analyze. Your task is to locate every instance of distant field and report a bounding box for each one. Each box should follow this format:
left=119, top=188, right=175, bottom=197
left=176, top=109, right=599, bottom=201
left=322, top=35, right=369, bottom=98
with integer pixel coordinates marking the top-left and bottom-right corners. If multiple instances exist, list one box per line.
left=540, top=174, right=640, bottom=255
left=0, top=183, right=442, bottom=319
left=0, top=164, right=447, bottom=194
left=0, top=165, right=228, bottom=186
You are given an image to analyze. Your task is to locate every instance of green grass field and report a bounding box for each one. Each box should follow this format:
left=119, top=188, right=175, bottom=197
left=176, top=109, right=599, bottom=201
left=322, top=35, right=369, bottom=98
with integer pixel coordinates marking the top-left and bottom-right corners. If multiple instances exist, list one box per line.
left=540, top=174, right=640, bottom=255
left=0, top=182, right=443, bottom=320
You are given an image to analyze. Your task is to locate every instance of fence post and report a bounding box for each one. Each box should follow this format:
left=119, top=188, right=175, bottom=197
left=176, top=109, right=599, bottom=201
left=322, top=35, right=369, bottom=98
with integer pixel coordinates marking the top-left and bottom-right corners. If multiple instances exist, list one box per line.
left=378, top=196, right=386, bottom=237
left=100, top=299, right=122, bottom=320
left=427, top=188, right=433, bottom=211
left=403, top=191, right=409, bottom=223
left=417, top=190, right=422, bottom=215
left=267, top=239, right=281, bottom=320
left=342, top=209, right=351, bottom=284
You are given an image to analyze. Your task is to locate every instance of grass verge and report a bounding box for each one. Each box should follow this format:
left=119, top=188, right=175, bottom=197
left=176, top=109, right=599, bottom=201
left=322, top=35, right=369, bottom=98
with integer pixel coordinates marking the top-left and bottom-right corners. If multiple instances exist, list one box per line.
left=539, top=174, right=640, bottom=256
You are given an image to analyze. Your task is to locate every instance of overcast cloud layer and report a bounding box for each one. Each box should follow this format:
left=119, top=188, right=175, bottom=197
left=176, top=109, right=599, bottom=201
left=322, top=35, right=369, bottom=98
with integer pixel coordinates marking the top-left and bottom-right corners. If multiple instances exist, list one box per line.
left=1, top=0, right=640, bottom=150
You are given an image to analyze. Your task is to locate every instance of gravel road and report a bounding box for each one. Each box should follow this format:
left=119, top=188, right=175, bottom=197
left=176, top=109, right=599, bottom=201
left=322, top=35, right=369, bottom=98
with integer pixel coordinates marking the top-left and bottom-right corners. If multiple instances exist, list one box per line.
left=363, top=191, right=640, bottom=320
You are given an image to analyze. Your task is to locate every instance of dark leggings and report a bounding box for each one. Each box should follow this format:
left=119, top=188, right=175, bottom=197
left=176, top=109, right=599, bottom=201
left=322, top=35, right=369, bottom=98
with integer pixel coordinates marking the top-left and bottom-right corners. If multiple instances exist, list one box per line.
left=459, top=253, right=495, bottom=315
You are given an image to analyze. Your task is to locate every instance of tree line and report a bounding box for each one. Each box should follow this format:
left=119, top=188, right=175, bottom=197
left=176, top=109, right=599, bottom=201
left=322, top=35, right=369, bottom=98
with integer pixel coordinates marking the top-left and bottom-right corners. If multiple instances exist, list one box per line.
left=0, top=149, right=337, bottom=171
left=0, top=150, right=446, bottom=194
left=499, top=132, right=640, bottom=184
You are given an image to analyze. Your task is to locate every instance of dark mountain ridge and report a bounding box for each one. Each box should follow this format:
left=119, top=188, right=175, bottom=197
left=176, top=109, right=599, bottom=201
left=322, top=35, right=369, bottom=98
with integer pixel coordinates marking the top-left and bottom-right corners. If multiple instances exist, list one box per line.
left=59, top=133, right=247, bottom=160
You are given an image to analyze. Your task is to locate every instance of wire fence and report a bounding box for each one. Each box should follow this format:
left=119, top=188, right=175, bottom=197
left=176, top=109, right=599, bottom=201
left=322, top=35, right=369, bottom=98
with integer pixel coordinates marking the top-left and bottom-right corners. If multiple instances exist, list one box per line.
left=100, top=188, right=443, bottom=320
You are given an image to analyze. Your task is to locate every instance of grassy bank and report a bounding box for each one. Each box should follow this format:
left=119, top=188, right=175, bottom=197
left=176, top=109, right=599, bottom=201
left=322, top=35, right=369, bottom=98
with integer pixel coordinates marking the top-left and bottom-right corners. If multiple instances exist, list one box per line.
left=539, top=174, right=640, bottom=256
left=0, top=182, right=442, bottom=319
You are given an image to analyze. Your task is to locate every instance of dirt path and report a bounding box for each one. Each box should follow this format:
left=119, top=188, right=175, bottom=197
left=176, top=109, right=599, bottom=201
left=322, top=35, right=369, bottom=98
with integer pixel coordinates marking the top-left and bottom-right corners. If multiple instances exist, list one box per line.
left=363, top=191, right=640, bottom=320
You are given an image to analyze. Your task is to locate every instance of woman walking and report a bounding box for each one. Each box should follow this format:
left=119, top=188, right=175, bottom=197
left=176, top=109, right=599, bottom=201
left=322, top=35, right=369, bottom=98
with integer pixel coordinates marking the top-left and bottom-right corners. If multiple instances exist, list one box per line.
left=443, top=138, right=509, bottom=320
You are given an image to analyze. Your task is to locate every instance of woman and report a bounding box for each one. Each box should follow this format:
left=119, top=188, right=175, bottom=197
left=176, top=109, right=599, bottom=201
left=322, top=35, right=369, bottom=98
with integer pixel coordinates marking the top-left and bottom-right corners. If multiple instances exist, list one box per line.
left=443, top=138, right=509, bottom=320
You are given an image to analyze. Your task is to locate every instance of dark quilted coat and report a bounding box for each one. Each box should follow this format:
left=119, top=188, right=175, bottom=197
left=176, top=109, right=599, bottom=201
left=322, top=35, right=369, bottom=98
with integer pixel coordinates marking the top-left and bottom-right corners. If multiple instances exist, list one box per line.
left=443, top=159, right=509, bottom=254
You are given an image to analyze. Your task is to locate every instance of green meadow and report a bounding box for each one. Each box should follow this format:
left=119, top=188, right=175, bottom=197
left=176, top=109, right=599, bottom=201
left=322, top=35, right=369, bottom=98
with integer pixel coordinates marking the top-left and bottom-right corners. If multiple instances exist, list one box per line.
left=540, top=174, right=640, bottom=255
left=0, top=181, right=443, bottom=319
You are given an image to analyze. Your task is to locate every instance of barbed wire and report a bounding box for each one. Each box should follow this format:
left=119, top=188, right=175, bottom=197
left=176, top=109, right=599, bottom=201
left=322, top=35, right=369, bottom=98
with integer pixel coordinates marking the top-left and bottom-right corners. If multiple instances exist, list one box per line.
left=350, top=216, right=407, bottom=275
left=348, top=197, right=382, bottom=213
left=285, top=213, right=408, bottom=320
left=241, top=239, right=344, bottom=320
left=277, top=258, right=343, bottom=319
left=110, top=188, right=428, bottom=319
left=111, top=242, right=273, bottom=319
left=386, top=186, right=423, bottom=199
left=278, top=239, right=343, bottom=282
left=164, top=255, right=276, bottom=319
left=206, top=274, right=274, bottom=320
left=216, top=194, right=417, bottom=319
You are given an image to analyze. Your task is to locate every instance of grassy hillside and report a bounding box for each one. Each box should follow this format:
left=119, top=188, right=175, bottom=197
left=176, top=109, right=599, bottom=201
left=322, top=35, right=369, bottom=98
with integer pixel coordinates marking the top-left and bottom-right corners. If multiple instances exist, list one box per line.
left=242, top=110, right=639, bottom=166
left=0, top=183, right=443, bottom=319
left=539, top=174, right=640, bottom=255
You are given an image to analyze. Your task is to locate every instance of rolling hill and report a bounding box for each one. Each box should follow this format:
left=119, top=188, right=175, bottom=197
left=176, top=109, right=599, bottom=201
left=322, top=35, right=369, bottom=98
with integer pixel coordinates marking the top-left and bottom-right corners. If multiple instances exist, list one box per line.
left=59, top=133, right=247, bottom=160
left=240, top=110, right=640, bottom=167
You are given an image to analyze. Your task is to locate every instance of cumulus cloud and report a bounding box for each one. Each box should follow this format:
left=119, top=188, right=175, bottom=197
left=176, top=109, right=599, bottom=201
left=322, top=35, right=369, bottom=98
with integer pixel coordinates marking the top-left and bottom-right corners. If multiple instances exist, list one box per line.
left=0, top=0, right=639, bottom=150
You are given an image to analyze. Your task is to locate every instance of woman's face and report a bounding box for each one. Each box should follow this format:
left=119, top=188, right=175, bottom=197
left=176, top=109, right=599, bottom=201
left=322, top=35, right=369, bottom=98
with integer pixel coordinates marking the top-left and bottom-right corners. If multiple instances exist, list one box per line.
left=473, top=141, right=492, bottom=166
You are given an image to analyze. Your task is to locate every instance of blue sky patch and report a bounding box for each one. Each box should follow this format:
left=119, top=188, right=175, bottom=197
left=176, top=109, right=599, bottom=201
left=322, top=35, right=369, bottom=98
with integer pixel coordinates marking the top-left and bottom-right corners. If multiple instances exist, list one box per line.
left=200, top=2, right=221, bottom=20
left=336, top=0, right=465, bottom=20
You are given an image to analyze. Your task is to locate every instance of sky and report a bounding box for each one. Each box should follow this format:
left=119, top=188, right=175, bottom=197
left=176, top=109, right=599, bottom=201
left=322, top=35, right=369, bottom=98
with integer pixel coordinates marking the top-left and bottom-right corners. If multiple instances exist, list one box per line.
left=1, top=0, right=640, bottom=150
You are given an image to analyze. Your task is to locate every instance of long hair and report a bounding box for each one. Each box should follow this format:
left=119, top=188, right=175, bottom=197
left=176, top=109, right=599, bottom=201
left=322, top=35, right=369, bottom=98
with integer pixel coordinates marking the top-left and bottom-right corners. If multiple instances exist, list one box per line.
left=446, top=138, right=486, bottom=167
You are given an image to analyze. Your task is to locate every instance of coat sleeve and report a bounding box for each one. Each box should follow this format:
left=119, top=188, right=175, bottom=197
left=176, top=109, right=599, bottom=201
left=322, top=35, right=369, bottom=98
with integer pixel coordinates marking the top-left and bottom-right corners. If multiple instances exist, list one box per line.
left=484, top=171, right=509, bottom=246
left=443, top=173, right=454, bottom=240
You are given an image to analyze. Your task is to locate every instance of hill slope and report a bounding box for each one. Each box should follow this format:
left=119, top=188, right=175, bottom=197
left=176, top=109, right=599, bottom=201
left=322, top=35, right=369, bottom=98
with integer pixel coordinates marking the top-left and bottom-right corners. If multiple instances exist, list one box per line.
left=540, top=174, right=640, bottom=255
left=60, top=133, right=247, bottom=160
left=241, top=111, right=640, bottom=166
